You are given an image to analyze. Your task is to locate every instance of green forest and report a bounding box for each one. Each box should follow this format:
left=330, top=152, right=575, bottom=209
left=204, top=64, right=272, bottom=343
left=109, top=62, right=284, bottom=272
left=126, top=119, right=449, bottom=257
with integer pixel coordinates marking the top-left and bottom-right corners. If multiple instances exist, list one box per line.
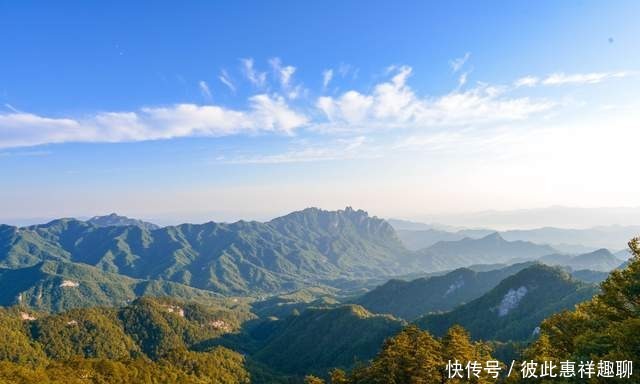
left=0, top=238, right=635, bottom=383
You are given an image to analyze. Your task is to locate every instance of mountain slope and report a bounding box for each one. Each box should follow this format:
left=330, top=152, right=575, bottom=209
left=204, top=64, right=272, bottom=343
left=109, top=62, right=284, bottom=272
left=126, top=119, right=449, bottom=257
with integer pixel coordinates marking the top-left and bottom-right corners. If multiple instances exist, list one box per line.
left=0, top=260, right=242, bottom=312
left=251, top=305, right=404, bottom=375
left=416, top=264, right=598, bottom=341
left=0, top=297, right=251, bottom=383
left=355, top=262, right=534, bottom=320
left=413, top=233, right=556, bottom=272
left=0, top=208, right=409, bottom=295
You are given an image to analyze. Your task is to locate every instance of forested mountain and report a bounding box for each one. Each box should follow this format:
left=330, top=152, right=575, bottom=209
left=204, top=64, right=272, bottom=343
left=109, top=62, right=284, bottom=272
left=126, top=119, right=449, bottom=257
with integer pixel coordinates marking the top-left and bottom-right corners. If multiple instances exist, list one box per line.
left=0, top=207, right=637, bottom=383
left=0, top=260, right=236, bottom=312
left=524, top=239, right=640, bottom=377
left=249, top=305, right=404, bottom=375
left=413, top=233, right=556, bottom=272
left=416, top=264, right=598, bottom=341
left=86, top=213, right=160, bottom=231
left=354, top=262, right=533, bottom=320
left=0, top=208, right=410, bottom=295
left=0, top=297, right=255, bottom=383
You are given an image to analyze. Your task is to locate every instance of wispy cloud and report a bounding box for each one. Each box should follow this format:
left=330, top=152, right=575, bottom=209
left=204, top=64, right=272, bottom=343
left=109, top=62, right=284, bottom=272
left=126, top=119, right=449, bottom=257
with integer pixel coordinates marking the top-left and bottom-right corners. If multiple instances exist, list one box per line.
left=337, top=63, right=358, bottom=79
left=218, top=69, right=236, bottom=93
left=514, top=76, right=539, bottom=87
left=269, top=57, right=305, bottom=99
left=457, top=72, right=469, bottom=88
left=240, top=58, right=267, bottom=87
left=541, top=71, right=630, bottom=85
left=198, top=80, right=212, bottom=101
left=219, top=136, right=375, bottom=164
left=450, top=52, right=471, bottom=73
left=3, top=104, right=21, bottom=113
left=322, top=69, right=333, bottom=89
left=269, top=57, right=296, bottom=87
left=0, top=149, right=52, bottom=158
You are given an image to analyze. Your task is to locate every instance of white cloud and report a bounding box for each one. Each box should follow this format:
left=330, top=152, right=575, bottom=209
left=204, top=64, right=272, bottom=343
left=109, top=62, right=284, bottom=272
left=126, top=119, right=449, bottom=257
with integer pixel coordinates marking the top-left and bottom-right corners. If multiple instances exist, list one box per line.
left=198, top=81, right=212, bottom=101
left=450, top=52, right=471, bottom=73
left=458, top=72, right=469, bottom=87
left=314, top=65, right=554, bottom=132
left=1, top=62, right=632, bottom=151
left=269, top=57, right=296, bottom=87
left=218, top=70, right=236, bottom=93
left=322, top=69, right=333, bottom=89
left=269, top=58, right=304, bottom=100
left=240, top=58, right=267, bottom=87
left=514, top=76, right=539, bottom=87
left=4, top=104, right=21, bottom=113
left=0, top=95, right=308, bottom=148
left=337, top=63, right=358, bottom=79
left=542, top=71, right=630, bottom=85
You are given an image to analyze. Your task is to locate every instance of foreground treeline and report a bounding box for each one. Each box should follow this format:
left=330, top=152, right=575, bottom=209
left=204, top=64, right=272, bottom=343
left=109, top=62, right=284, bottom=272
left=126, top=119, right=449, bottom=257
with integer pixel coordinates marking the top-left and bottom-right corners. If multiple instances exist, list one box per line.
left=521, top=238, right=640, bottom=383
left=0, top=298, right=254, bottom=383
left=304, top=325, right=496, bottom=384
left=306, top=239, right=640, bottom=383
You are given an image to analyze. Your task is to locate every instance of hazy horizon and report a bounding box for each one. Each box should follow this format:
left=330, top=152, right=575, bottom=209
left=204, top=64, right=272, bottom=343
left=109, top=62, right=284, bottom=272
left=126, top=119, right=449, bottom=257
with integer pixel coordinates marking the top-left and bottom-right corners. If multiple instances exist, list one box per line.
left=3, top=205, right=640, bottom=231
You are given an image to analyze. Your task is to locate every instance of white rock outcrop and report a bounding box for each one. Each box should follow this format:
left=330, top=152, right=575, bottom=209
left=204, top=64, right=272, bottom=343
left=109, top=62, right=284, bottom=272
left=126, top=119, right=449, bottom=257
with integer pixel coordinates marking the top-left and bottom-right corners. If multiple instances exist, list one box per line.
left=60, top=280, right=80, bottom=288
left=497, top=286, right=528, bottom=317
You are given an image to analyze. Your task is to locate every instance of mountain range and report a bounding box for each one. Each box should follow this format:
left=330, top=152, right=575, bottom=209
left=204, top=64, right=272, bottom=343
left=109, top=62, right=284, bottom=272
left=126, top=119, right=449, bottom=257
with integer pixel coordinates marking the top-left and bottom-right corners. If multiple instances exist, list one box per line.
left=354, top=262, right=534, bottom=320
left=393, top=220, right=640, bottom=252
left=537, top=248, right=623, bottom=272
left=2, top=208, right=625, bottom=312
left=0, top=208, right=409, bottom=297
left=416, top=264, right=598, bottom=341
left=412, top=232, right=557, bottom=272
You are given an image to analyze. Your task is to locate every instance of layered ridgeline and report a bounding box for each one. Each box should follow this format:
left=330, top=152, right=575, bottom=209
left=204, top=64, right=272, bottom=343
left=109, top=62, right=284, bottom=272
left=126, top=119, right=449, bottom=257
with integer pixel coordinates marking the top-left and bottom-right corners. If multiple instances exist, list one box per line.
left=0, top=208, right=409, bottom=296
left=393, top=219, right=640, bottom=253
left=354, top=262, right=534, bottom=320
left=416, top=264, right=598, bottom=341
left=537, top=248, right=623, bottom=271
left=412, top=233, right=556, bottom=272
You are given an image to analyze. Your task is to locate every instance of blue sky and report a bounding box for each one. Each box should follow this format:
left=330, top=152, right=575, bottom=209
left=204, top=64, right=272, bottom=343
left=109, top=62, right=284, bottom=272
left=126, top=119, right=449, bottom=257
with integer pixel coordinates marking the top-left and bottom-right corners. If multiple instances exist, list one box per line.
left=1, top=1, right=639, bottom=224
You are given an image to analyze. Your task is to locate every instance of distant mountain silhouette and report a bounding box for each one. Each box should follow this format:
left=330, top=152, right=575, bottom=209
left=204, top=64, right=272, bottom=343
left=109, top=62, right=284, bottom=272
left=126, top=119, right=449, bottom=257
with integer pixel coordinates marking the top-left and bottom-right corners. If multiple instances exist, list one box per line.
left=538, top=248, right=622, bottom=272
left=87, top=213, right=160, bottom=231
left=412, top=233, right=556, bottom=271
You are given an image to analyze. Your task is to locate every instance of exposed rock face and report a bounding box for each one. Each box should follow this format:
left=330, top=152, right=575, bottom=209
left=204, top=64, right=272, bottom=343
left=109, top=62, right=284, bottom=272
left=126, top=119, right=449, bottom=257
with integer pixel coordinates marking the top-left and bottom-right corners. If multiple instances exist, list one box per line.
left=60, top=280, right=80, bottom=288
left=20, top=312, right=37, bottom=321
left=497, top=286, right=528, bottom=316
